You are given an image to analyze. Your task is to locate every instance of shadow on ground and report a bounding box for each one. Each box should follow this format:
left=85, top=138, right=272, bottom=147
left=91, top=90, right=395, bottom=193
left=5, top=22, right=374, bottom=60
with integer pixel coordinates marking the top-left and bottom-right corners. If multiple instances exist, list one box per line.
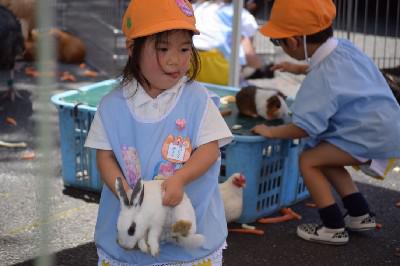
left=9, top=181, right=400, bottom=266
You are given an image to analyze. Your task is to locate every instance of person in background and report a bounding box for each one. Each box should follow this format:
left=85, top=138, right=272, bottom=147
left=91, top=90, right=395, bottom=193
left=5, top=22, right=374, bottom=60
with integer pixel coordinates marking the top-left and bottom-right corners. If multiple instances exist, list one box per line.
left=84, top=0, right=233, bottom=264
left=252, top=0, right=400, bottom=245
left=193, top=0, right=274, bottom=85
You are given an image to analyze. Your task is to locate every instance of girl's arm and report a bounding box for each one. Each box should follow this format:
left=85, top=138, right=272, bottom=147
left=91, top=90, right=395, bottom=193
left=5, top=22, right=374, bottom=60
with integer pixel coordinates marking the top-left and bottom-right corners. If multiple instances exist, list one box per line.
left=251, top=123, right=308, bottom=139
left=96, top=149, right=130, bottom=196
left=161, top=140, right=220, bottom=206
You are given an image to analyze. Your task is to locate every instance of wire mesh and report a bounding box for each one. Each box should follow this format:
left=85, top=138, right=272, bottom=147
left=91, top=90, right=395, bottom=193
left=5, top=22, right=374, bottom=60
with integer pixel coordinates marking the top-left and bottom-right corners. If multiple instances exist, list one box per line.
left=57, top=0, right=400, bottom=74
left=56, top=0, right=129, bottom=76
left=254, top=0, right=400, bottom=68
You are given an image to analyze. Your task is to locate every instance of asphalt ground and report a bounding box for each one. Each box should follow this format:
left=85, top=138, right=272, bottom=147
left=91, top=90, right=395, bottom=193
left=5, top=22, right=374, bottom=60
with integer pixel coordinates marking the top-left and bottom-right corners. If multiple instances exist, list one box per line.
left=1, top=1, right=400, bottom=264
left=1, top=57, right=400, bottom=266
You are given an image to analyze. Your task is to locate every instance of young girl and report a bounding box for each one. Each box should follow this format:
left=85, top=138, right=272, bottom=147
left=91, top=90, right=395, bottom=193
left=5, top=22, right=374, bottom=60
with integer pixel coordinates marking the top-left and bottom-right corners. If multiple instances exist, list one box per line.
left=252, top=0, right=400, bottom=245
left=85, top=0, right=233, bottom=264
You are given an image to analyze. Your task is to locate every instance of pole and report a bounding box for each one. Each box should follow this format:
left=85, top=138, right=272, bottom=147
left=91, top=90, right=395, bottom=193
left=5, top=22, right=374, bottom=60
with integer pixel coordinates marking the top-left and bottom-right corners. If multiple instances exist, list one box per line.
left=229, top=0, right=243, bottom=87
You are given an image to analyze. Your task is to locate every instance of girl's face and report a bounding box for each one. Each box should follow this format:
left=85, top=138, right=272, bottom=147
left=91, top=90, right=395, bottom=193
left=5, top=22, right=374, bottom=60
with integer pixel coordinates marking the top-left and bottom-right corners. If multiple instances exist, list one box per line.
left=140, top=30, right=193, bottom=98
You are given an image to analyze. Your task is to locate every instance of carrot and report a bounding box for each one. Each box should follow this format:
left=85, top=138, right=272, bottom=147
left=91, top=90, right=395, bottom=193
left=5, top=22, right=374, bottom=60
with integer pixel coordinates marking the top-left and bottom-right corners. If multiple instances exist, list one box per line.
left=257, top=208, right=302, bottom=224
left=60, top=71, right=77, bottom=82
left=20, top=150, right=36, bottom=160
left=280, top=208, right=302, bottom=220
left=83, top=69, right=98, bottom=78
left=5, top=117, right=17, bottom=126
left=228, top=228, right=264, bottom=235
left=257, top=214, right=293, bottom=224
left=25, top=67, right=39, bottom=77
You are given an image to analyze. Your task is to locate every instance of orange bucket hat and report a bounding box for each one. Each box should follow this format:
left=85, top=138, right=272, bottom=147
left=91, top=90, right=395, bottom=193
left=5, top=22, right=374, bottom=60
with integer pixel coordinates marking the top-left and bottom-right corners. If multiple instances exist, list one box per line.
left=260, top=0, right=336, bottom=38
left=122, top=0, right=199, bottom=40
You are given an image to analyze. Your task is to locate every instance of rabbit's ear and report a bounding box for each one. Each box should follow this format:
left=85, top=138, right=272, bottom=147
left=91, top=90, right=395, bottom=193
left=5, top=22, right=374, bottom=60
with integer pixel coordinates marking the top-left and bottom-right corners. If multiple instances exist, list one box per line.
left=130, top=178, right=143, bottom=206
left=115, top=176, right=130, bottom=206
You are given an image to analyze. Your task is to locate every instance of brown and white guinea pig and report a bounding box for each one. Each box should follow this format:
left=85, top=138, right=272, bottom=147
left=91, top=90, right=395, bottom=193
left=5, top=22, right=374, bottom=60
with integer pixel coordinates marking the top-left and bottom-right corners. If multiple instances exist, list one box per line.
left=235, top=85, right=289, bottom=120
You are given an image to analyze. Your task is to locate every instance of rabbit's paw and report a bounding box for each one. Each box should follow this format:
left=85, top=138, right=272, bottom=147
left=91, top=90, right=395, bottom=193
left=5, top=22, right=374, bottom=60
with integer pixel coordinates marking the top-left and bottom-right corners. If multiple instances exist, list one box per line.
left=173, top=220, right=192, bottom=237
left=149, top=243, right=160, bottom=257
left=138, top=238, right=149, bottom=253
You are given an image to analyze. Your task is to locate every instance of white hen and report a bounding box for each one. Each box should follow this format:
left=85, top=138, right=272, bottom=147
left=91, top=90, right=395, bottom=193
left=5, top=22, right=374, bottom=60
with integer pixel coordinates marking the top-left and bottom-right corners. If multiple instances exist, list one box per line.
left=219, top=173, right=246, bottom=223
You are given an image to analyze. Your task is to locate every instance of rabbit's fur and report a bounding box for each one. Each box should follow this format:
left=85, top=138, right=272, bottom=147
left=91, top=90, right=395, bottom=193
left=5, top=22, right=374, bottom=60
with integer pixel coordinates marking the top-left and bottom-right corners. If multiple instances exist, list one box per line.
left=115, top=177, right=204, bottom=257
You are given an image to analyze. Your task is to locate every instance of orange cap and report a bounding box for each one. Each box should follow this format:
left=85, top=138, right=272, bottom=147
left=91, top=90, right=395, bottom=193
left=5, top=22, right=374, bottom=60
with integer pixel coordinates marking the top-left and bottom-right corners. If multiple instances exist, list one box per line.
left=260, top=0, right=336, bottom=38
left=122, top=0, right=199, bottom=39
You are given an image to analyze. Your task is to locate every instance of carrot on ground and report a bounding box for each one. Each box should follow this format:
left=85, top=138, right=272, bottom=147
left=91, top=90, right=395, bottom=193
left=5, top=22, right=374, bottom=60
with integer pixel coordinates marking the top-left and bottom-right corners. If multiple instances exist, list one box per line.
left=257, top=214, right=293, bottom=224
left=257, top=208, right=302, bottom=224
left=281, top=208, right=302, bottom=220
left=5, top=117, right=17, bottom=126
left=228, top=228, right=264, bottom=235
left=20, top=150, right=36, bottom=160
left=83, top=69, right=98, bottom=77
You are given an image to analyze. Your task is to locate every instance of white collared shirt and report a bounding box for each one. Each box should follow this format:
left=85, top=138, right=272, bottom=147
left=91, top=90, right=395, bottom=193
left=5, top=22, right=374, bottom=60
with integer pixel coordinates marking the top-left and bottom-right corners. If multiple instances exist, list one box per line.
left=308, top=37, right=339, bottom=71
left=85, top=77, right=233, bottom=150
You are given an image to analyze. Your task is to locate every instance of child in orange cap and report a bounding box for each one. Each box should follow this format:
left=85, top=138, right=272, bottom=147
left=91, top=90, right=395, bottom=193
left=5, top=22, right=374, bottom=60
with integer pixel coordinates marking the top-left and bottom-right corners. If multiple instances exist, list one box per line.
left=84, top=0, right=233, bottom=264
left=252, top=0, right=400, bottom=245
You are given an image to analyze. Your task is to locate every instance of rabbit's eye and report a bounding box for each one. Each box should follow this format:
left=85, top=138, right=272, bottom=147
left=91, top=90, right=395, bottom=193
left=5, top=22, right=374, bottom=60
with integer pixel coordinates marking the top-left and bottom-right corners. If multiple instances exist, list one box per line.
left=128, top=222, right=136, bottom=236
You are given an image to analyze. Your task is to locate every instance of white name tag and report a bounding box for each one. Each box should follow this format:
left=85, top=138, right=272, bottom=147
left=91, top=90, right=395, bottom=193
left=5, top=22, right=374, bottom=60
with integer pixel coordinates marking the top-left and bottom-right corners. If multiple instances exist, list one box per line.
left=167, top=143, right=185, bottom=162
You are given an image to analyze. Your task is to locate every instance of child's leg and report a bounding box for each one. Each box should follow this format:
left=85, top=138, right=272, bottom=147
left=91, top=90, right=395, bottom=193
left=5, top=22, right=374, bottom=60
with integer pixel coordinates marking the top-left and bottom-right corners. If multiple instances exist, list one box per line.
left=323, top=167, right=370, bottom=216
left=297, top=142, right=362, bottom=244
left=299, top=142, right=360, bottom=207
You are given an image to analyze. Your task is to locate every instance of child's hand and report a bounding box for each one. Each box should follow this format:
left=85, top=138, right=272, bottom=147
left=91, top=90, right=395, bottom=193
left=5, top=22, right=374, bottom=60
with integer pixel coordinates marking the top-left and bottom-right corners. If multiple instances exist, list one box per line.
left=270, top=61, right=308, bottom=75
left=161, top=175, right=185, bottom=207
left=251, top=124, right=274, bottom=138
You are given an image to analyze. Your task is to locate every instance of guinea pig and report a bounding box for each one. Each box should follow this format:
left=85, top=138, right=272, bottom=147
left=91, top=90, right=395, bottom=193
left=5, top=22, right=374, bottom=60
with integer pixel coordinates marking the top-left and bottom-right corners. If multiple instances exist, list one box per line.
left=235, top=85, right=289, bottom=120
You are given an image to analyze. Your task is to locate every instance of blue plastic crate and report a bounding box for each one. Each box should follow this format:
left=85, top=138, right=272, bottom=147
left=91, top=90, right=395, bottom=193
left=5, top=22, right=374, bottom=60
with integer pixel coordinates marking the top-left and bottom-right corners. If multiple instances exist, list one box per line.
left=51, top=79, right=308, bottom=222
left=51, top=79, right=117, bottom=192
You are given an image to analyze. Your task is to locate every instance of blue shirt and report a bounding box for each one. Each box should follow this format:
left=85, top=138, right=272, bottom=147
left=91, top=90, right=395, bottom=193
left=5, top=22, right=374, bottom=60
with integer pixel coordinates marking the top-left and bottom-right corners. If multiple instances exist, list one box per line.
left=292, top=38, right=400, bottom=159
left=95, top=81, right=227, bottom=265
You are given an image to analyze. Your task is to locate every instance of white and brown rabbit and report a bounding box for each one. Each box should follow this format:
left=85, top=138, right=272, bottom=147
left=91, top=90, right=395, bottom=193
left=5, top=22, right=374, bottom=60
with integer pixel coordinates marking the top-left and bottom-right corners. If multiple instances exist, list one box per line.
left=115, top=177, right=204, bottom=257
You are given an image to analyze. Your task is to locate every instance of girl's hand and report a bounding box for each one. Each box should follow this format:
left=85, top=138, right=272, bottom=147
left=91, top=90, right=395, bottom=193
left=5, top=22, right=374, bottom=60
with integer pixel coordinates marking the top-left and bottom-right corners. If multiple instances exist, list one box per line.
left=251, top=124, right=274, bottom=138
left=161, top=175, right=185, bottom=207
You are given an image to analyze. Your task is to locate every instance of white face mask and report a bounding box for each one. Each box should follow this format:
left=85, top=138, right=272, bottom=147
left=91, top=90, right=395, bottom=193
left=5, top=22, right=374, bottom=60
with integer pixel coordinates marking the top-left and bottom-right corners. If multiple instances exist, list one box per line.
left=303, top=35, right=311, bottom=63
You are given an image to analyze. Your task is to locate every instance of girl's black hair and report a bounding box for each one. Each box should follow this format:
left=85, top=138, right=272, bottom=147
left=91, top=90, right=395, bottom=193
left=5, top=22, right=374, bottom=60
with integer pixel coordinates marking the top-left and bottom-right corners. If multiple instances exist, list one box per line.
left=305, top=25, right=334, bottom=44
left=121, top=29, right=201, bottom=89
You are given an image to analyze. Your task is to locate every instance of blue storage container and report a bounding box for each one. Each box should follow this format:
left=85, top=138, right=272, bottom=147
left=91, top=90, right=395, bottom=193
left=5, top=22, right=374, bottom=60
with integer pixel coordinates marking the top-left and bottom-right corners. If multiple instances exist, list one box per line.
left=51, top=79, right=308, bottom=223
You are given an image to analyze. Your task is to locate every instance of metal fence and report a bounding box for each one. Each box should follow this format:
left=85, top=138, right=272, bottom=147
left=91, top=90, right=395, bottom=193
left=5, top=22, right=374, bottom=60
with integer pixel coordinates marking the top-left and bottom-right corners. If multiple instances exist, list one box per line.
left=58, top=0, right=400, bottom=74
left=57, top=0, right=129, bottom=76
left=254, top=0, right=400, bottom=69
left=334, top=0, right=400, bottom=68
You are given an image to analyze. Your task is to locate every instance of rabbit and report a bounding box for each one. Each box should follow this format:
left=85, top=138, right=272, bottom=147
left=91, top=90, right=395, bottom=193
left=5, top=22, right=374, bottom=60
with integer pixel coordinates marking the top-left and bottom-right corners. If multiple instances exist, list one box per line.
left=115, top=176, right=205, bottom=257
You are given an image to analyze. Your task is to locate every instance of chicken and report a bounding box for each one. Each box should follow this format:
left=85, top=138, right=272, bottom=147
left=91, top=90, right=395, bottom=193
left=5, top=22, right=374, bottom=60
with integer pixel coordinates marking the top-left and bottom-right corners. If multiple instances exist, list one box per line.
left=1, top=0, right=86, bottom=64
left=219, top=173, right=246, bottom=223
left=25, top=28, right=86, bottom=64
left=0, top=5, right=24, bottom=101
